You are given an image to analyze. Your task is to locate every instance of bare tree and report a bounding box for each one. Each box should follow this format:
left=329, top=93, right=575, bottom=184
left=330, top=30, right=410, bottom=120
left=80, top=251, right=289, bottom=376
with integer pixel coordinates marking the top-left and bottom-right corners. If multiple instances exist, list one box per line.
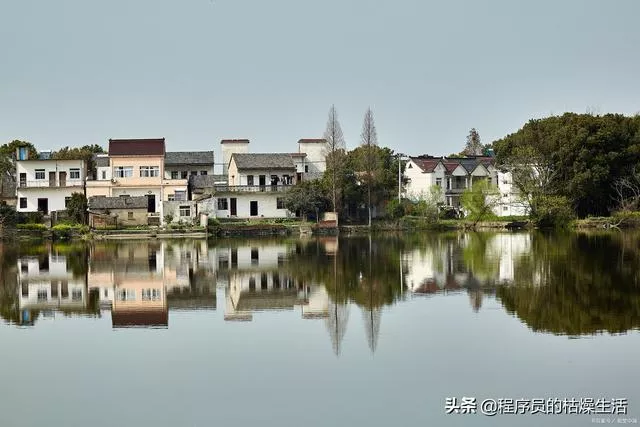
left=360, top=108, right=379, bottom=227
left=612, top=167, right=640, bottom=217
left=463, top=128, right=483, bottom=156
left=323, top=105, right=346, bottom=213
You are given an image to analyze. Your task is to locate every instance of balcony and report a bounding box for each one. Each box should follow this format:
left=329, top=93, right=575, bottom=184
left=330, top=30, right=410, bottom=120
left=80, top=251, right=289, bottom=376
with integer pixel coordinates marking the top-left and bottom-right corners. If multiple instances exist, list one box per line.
left=19, top=180, right=84, bottom=189
left=445, top=186, right=467, bottom=194
left=215, top=185, right=293, bottom=193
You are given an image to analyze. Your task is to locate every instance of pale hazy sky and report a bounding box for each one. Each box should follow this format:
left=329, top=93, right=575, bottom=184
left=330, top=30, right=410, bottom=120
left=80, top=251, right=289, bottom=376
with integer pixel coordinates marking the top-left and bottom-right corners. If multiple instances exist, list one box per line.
left=2, top=0, right=639, bottom=161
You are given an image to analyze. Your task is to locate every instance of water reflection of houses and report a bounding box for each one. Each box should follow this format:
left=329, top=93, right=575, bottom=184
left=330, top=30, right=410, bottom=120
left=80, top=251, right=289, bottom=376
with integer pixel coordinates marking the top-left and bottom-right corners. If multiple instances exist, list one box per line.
left=17, top=249, right=93, bottom=325
left=404, top=233, right=534, bottom=311
left=219, top=243, right=329, bottom=321
left=88, top=241, right=216, bottom=328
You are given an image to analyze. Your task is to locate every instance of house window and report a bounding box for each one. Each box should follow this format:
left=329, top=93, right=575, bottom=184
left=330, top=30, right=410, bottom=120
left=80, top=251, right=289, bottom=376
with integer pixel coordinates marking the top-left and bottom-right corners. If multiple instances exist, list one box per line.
left=503, top=206, right=508, bottom=211
left=180, top=171, right=188, bottom=179
left=35, top=169, right=45, bottom=180
left=168, top=194, right=175, bottom=202
left=200, top=171, right=207, bottom=175
left=217, top=198, right=228, bottom=210
left=72, top=289, right=82, bottom=301
left=174, top=191, right=186, bottom=201
left=117, top=289, right=136, bottom=301
left=64, top=197, right=71, bottom=208
left=128, top=212, right=134, bottom=220
left=69, top=168, right=80, bottom=179
left=407, top=163, right=412, bottom=169
left=114, top=166, right=133, bottom=178
left=142, top=289, right=161, bottom=301
left=190, top=171, right=197, bottom=176
left=251, top=248, right=259, bottom=265
left=19, top=198, right=27, bottom=209
left=436, top=178, right=442, bottom=187
left=277, top=197, right=285, bottom=209
left=247, top=175, right=254, bottom=186
left=37, top=289, right=48, bottom=301
left=139, top=166, right=159, bottom=177
left=305, top=165, right=309, bottom=173
left=179, top=205, right=191, bottom=217
left=101, top=170, right=107, bottom=180
left=171, top=171, right=179, bottom=179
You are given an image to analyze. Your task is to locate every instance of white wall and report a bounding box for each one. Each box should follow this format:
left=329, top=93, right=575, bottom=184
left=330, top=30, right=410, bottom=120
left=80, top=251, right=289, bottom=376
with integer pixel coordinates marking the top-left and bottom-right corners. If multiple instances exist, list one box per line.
left=16, top=159, right=87, bottom=213
left=493, top=171, right=529, bottom=217
left=298, top=141, right=326, bottom=178
left=214, top=193, right=291, bottom=218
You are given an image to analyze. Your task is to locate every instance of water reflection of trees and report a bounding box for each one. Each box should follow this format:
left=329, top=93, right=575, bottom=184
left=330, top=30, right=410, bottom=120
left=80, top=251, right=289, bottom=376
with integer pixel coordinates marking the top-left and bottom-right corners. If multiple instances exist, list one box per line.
left=0, top=243, right=95, bottom=326
left=288, top=236, right=405, bottom=309
left=497, top=232, right=640, bottom=335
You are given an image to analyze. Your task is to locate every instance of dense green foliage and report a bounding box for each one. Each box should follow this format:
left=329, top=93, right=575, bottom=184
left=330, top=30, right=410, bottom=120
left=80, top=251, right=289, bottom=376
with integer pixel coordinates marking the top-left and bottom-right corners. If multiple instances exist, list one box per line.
left=0, top=204, right=17, bottom=231
left=284, top=180, right=330, bottom=220
left=52, top=144, right=105, bottom=177
left=65, top=192, right=88, bottom=224
left=494, top=113, right=640, bottom=218
left=460, top=180, right=498, bottom=225
left=0, top=140, right=38, bottom=176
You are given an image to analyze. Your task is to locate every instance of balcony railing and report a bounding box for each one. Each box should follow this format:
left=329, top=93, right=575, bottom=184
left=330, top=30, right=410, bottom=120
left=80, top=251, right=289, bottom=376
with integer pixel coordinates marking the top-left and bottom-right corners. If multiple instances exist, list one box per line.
left=19, top=180, right=84, bottom=189
left=214, top=185, right=293, bottom=193
left=445, top=187, right=467, bottom=194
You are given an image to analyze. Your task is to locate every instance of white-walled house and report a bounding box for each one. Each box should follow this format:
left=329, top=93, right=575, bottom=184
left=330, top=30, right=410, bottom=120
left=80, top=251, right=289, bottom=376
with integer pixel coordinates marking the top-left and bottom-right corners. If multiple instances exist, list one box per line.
left=404, top=155, right=528, bottom=217
left=16, top=155, right=87, bottom=214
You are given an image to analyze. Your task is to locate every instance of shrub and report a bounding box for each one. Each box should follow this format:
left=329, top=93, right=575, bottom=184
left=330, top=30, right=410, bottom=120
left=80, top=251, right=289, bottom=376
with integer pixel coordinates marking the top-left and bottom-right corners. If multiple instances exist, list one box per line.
left=164, top=213, right=174, bottom=224
left=17, top=211, right=44, bottom=224
left=386, top=199, right=405, bottom=219
left=531, top=195, right=574, bottom=228
left=17, top=223, right=47, bottom=231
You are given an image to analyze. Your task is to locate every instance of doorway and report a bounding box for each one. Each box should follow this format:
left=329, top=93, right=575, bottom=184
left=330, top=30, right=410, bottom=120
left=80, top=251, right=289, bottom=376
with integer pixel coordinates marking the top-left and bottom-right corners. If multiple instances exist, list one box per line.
left=49, top=172, right=56, bottom=187
left=37, top=198, right=49, bottom=214
left=259, top=175, right=266, bottom=192
left=147, top=195, right=156, bottom=213
left=250, top=201, right=258, bottom=216
left=59, top=171, right=66, bottom=187
left=230, top=198, right=237, bottom=216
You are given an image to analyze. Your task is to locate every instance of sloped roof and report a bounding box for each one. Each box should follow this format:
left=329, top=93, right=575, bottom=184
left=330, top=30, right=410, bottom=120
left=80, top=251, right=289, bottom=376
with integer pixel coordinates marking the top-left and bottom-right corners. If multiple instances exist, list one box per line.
left=165, top=151, right=215, bottom=166
left=231, top=153, right=296, bottom=170
left=409, top=157, right=440, bottom=173
left=190, top=174, right=228, bottom=189
left=88, top=196, right=148, bottom=210
left=109, top=138, right=165, bottom=156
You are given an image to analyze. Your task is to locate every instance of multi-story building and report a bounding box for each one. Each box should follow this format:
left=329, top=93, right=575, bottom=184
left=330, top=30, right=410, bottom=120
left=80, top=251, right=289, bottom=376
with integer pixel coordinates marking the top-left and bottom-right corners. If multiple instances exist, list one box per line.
left=213, top=138, right=327, bottom=219
left=404, top=155, right=528, bottom=217
left=164, top=151, right=215, bottom=179
left=15, top=148, right=87, bottom=214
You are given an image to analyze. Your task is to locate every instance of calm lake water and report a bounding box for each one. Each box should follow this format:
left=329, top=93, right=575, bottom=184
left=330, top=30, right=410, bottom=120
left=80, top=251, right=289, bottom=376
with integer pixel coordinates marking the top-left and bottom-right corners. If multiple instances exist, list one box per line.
left=0, top=232, right=639, bottom=427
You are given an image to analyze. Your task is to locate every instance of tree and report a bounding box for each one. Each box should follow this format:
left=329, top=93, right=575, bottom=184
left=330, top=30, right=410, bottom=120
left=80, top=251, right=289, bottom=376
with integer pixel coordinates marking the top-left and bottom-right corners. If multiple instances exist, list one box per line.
left=494, top=113, right=640, bottom=217
left=460, top=179, right=499, bottom=227
left=360, top=108, right=379, bottom=227
left=323, top=105, right=346, bottom=214
left=66, top=193, right=88, bottom=224
left=0, top=140, right=38, bottom=175
left=463, top=128, right=483, bottom=156
left=284, top=180, right=330, bottom=221
left=52, top=145, right=106, bottom=178
left=410, top=185, right=442, bottom=223
left=0, top=204, right=17, bottom=234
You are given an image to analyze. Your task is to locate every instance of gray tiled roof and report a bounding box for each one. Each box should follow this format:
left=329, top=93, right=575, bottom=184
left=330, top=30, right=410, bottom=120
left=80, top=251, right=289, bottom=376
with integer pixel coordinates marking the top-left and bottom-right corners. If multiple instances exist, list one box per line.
left=88, top=196, right=148, bottom=210
left=232, top=153, right=295, bottom=170
left=190, top=174, right=228, bottom=190
left=165, top=151, right=215, bottom=166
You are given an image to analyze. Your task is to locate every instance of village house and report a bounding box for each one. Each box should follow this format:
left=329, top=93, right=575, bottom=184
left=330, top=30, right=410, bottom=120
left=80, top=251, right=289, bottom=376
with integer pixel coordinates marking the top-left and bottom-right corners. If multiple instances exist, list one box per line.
left=15, top=148, right=87, bottom=215
left=403, top=155, right=528, bottom=217
left=164, top=151, right=215, bottom=180
left=212, top=138, right=327, bottom=219
left=87, top=195, right=149, bottom=228
left=0, top=173, right=16, bottom=206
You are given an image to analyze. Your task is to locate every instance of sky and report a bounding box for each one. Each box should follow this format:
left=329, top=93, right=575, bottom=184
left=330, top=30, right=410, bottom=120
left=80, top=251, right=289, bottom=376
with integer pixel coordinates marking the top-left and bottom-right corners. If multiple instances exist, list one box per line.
left=1, top=0, right=640, bottom=163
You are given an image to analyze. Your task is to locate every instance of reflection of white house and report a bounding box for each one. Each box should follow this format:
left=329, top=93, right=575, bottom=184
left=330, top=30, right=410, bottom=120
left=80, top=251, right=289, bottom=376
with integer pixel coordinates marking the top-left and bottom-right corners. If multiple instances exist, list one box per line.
left=404, top=233, right=535, bottom=296
left=18, top=254, right=87, bottom=312
left=403, top=155, right=528, bottom=217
